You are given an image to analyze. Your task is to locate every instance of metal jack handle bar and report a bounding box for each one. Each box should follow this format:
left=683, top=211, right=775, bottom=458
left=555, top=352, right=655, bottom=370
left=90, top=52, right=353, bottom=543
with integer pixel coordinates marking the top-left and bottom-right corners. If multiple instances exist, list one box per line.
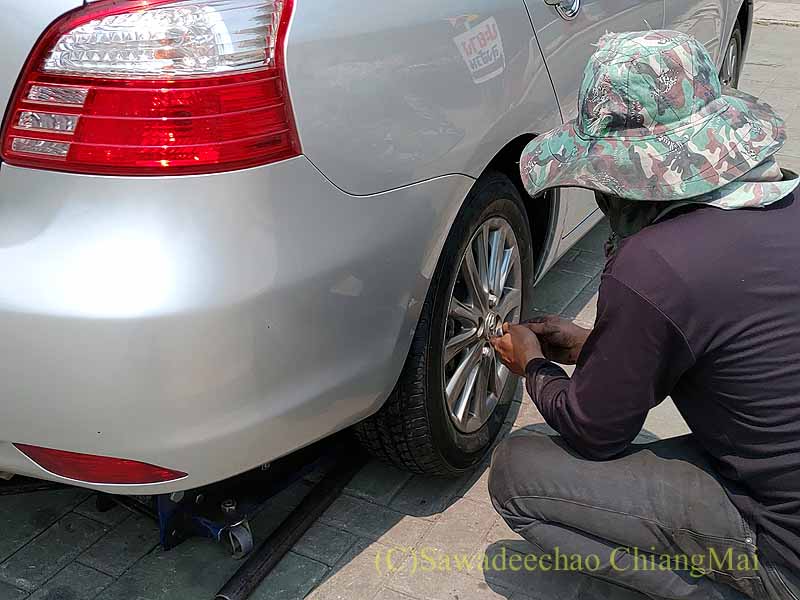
left=214, top=454, right=367, bottom=600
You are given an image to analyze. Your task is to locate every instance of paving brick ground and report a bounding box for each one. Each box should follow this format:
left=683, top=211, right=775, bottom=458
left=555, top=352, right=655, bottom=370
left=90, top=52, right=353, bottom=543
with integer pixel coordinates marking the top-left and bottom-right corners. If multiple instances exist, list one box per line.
left=1, top=20, right=798, bottom=600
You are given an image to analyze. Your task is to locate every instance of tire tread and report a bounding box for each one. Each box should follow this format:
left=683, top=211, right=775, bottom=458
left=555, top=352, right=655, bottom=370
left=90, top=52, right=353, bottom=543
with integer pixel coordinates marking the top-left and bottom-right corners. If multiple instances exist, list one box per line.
left=354, top=279, right=458, bottom=475
left=354, top=172, right=529, bottom=477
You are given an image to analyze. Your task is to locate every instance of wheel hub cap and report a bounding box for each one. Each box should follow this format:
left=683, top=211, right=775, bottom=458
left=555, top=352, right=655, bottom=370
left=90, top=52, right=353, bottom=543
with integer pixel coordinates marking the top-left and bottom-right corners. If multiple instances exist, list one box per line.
left=722, top=37, right=739, bottom=86
left=484, top=312, right=501, bottom=340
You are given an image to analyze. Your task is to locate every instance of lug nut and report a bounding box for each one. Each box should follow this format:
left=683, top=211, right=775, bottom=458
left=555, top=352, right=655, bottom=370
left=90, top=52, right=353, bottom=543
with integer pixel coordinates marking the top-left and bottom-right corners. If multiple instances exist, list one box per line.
left=488, top=293, right=498, bottom=308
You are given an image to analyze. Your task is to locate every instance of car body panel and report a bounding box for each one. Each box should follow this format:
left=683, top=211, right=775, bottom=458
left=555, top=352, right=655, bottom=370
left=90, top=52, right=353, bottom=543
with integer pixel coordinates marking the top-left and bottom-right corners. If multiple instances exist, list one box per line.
left=287, top=0, right=562, bottom=195
left=524, top=0, right=665, bottom=122
left=0, top=157, right=473, bottom=494
left=667, top=0, right=727, bottom=62
left=714, top=0, right=752, bottom=69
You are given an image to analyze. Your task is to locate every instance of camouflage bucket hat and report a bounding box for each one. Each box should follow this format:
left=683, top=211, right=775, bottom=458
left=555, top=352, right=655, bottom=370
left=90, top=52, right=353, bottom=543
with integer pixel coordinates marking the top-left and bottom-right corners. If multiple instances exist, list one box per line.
left=520, top=30, right=798, bottom=207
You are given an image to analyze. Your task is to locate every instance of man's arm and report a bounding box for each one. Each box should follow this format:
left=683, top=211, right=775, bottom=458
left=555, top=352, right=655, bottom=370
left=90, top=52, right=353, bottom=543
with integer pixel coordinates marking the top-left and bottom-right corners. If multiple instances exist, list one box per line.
left=525, top=275, right=695, bottom=460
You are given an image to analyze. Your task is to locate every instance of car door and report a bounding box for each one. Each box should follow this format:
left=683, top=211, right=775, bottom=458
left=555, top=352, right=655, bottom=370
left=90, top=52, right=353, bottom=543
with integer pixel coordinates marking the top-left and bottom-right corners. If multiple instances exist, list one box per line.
left=666, top=0, right=727, bottom=65
left=523, top=0, right=665, bottom=236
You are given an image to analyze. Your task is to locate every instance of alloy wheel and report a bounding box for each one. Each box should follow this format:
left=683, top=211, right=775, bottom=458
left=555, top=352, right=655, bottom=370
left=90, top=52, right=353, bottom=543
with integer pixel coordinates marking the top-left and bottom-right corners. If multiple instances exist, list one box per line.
left=443, top=216, right=523, bottom=433
left=721, top=34, right=740, bottom=88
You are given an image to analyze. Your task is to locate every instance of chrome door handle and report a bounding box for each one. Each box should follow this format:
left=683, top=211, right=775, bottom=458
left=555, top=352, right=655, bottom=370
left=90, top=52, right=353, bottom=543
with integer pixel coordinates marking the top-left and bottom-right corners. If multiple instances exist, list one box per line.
left=544, top=0, right=581, bottom=20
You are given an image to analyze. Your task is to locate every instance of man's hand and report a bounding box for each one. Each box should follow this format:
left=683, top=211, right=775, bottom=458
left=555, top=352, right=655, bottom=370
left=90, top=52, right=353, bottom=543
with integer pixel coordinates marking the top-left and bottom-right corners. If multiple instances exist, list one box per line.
left=490, top=323, right=545, bottom=376
left=524, top=315, right=591, bottom=365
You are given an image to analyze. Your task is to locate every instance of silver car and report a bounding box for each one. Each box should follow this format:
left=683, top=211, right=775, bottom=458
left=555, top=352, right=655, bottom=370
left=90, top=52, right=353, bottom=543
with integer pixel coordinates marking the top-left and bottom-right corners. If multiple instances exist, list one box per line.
left=0, top=0, right=749, bottom=494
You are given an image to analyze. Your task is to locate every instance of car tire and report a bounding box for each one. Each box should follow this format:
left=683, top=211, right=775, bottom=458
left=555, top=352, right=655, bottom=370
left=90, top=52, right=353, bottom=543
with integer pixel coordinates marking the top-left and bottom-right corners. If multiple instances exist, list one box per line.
left=720, top=21, right=743, bottom=88
left=355, top=171, right=534, bottom=476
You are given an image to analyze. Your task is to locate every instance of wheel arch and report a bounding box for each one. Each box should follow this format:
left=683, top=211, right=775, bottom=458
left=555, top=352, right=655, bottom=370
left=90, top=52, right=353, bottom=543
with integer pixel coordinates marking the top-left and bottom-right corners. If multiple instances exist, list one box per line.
left=483, top=134, right=559, bottom=278
left=736, top=0, right=753, bottom=65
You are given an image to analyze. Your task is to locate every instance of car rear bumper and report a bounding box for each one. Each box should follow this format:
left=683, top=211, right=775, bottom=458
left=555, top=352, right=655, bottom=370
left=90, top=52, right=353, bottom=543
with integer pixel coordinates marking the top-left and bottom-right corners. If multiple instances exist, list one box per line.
left=0, top=157, right=472, bottom=494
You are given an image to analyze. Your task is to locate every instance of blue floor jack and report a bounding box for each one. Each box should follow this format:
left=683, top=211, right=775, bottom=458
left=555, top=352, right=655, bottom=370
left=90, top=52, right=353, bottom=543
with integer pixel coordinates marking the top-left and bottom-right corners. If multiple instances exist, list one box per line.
left=96, top=434, right=366, bottom=600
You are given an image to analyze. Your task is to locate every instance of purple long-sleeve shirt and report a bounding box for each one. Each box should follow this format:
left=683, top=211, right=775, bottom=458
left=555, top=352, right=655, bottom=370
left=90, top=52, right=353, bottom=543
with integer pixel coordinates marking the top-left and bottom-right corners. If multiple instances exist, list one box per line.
left=524, top=188, right=800, bottom=573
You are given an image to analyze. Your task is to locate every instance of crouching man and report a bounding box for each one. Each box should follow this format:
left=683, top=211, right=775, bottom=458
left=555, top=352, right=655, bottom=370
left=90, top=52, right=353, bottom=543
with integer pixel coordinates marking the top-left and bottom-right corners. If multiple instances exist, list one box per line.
left=489, top=30, right=800, bottom=600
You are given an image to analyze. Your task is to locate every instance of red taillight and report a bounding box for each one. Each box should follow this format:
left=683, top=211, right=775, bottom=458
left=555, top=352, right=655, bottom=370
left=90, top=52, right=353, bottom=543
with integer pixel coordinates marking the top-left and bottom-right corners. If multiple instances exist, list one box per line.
left=14, top=443, right=187, bottom=485
left=1, top=0, right=300, bottom=176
